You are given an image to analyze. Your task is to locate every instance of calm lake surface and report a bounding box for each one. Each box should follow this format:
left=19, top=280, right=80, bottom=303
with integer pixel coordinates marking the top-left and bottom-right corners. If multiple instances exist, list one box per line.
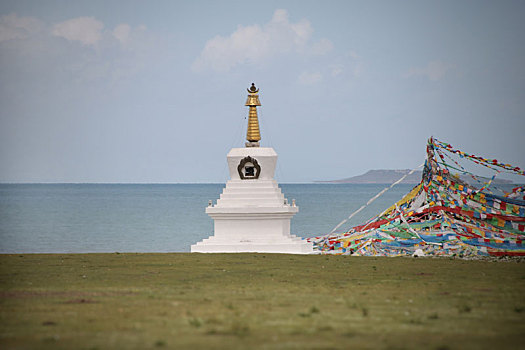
left=0, top=183, right=415, bottom=253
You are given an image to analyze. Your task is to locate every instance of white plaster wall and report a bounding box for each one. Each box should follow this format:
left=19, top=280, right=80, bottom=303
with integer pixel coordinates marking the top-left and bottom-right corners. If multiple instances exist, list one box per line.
left=213, top=217, right=292, bottom=239
left=227, top=147, right=277, bottom=180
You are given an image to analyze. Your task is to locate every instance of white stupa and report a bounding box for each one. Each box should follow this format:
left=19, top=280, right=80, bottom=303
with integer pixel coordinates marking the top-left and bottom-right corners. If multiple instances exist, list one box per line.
left=191, top=84, right=313, bottom=254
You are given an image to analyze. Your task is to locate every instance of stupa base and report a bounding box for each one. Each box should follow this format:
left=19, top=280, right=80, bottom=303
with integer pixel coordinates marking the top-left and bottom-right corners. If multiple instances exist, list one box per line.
left=191, top=236, right=314, bottom=254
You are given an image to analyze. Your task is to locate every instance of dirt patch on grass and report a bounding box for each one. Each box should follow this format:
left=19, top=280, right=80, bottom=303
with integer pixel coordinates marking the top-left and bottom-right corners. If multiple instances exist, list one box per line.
left=416, top=272, right=434, bottom=276
left=63, top=298, right=98, bottom=304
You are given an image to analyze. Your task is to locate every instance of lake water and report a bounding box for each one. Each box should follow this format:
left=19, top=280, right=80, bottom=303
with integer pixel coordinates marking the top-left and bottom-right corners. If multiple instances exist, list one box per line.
left=0, top=183, right=415, bottom=253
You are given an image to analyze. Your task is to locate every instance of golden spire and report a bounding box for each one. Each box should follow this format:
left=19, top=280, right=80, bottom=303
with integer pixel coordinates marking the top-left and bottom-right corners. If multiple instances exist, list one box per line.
left=245, top=83, right=261, bottom=147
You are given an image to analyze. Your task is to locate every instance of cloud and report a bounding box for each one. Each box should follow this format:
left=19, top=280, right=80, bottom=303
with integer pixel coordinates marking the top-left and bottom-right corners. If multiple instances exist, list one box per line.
left=405, top=60, right=455, bottom=81
left=52, top=17, right=104, bottom=46
left=328, top=51, right=362, bottom=78
left=0, top=13, right=43, bottom=42
left=1, top=14, right=158, bottom=86
left=330, top=64, right=344, bottom=77
left=311, top=38, right=333, bottom=55
left=192, top=9, right=331, bottom=72
left=298, top=71, right=322, bottom=85
left=113, top=24, right=131, bottom=45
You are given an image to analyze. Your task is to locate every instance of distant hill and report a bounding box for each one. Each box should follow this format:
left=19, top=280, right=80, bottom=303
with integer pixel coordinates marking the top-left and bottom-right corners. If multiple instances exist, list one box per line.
left=316, top=169, right=513, bottom=184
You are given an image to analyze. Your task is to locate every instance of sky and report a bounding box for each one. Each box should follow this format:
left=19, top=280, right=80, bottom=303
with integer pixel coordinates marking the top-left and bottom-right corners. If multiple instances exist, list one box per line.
left=1, top=0, right=524, bottom=183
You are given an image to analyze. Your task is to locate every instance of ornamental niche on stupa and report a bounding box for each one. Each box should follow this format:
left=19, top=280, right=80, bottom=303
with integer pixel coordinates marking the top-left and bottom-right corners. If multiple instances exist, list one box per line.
left=191, top=84, right=313, bottom=254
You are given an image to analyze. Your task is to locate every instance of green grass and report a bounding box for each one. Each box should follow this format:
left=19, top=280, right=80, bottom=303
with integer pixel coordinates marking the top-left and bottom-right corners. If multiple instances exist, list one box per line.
left=1, top=253, right=524, bottom=349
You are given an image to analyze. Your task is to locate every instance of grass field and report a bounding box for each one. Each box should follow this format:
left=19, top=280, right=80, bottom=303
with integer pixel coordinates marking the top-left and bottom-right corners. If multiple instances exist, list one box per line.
left=0, top=253, right=524, bottom=349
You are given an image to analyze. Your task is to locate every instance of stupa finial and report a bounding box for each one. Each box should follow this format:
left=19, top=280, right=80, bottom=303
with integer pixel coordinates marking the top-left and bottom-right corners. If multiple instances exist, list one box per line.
left=245, top=83, right=261, bottom=147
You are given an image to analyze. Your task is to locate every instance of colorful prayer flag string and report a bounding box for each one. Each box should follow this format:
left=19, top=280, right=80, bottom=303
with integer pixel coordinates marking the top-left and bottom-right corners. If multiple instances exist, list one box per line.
left=308, top=137, right=525, bottom=257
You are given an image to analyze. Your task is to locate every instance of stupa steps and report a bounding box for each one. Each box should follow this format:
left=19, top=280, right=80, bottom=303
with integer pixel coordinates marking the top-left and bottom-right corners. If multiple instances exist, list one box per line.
left=216, top=201, right=287, bottom=207
left=191, top=242, right=313, bottom=254
left=224, top=180, right=280, bottom=188
left=219, top=192, right=285, bottom=200
left=216, top=196, right=283, bottom=202
left=198, top=235, right=305, bottom=244
left=206, top=206, right=297, bottom=213
left=222, top=187, right=283, bottom=194
left=215, top=201, right=286, bottom=207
